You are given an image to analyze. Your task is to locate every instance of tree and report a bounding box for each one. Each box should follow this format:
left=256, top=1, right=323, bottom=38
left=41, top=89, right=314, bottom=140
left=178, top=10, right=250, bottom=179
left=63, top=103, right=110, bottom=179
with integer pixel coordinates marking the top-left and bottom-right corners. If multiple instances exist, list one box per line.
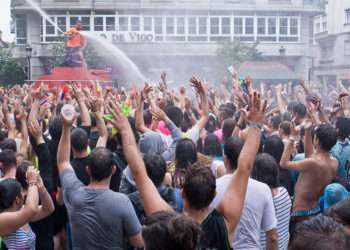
left=0, top=48, right=26, bottom=86
left=217, top=40, right=263, bottom=67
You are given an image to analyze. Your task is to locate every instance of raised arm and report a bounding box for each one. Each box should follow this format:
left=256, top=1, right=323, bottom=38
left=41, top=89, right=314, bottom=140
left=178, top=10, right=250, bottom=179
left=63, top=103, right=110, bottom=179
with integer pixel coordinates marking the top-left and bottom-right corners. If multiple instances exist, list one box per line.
left=72, top=84, right=91, bottom=127
left=2, top=95, right=16, bottom=139
left=107, top=99, right=171, bottom=215
left=217, top=92, right=266, bottom=236
left=16, top=104, right=29, bottom=158
left=189, top=77, right=209, bottom=131
left=57, top=107, right=75, bottom=173
left=135, top=89, right=152, bottom=133
left=0, top=166, right=39, bottom=236
left=92, top=98, right=108, bottom=148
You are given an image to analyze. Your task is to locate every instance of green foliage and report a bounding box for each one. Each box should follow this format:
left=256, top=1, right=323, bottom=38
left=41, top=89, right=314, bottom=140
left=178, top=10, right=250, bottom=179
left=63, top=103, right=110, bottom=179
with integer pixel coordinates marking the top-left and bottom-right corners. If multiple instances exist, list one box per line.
left=0, top=48, right=26, bottom=86
left=217, top=40, right=263, bottom=67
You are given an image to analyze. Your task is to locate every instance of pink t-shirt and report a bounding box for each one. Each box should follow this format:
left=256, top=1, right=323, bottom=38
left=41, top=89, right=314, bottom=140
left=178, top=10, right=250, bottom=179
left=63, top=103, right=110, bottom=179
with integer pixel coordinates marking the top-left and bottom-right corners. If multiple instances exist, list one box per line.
left=214, top=129, right=223, bottom=142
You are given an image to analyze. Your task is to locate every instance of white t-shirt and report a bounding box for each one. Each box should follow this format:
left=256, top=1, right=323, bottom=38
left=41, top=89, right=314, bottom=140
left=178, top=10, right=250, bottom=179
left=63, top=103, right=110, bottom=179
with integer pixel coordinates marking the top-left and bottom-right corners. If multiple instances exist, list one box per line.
left=209, top=175, right=277, bottom=250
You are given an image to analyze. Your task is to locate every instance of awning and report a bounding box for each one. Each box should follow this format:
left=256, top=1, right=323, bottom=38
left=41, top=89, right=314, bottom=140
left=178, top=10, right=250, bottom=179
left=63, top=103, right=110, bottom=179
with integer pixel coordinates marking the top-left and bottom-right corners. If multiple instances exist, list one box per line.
left=238, top=61, right=299, bottom=81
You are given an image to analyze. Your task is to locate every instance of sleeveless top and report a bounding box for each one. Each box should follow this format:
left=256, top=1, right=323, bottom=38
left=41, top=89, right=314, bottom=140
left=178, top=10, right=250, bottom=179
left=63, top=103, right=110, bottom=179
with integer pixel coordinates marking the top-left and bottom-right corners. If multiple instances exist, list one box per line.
left=4, top=226, right=36, bottom=250
left=198, top=209, right=232, bottom=250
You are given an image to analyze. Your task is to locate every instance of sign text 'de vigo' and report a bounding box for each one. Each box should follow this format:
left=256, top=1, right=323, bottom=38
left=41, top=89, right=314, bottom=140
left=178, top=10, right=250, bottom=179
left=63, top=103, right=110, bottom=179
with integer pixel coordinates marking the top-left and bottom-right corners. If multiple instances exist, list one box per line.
left=90, top=32, right=155, bottom=43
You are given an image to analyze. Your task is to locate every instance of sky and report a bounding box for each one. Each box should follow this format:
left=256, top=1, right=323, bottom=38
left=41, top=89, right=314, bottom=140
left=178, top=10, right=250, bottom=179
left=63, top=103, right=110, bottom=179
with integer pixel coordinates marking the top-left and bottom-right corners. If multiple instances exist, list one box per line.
left=0, top=0, right=15, bottom=42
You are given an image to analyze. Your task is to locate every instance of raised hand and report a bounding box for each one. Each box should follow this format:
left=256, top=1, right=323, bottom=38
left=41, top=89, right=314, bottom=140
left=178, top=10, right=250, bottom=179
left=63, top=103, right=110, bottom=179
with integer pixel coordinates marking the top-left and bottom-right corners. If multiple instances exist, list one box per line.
left=26, top=166, right=40, bottom=185
left=247, top=92, right=267, bottom=124
left=71, top=83, right=84, bottom=102
left=189, top=77, right=205, bottom=95
left=142, top=83, right=153, bottom=100
left=158, top=72, right=168, bottom=93
left=150, top=108, right=167, bottom=122
left=106, top=99, right=130, bottom=132
left=60, top=104, right=76, bottom=127
left=28, top=119, right=43, bottom=140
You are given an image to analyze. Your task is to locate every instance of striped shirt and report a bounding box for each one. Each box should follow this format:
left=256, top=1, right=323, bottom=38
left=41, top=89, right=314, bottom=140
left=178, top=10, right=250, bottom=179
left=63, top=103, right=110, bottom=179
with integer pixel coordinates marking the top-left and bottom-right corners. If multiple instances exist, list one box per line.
left=260, top=187, right=291, bottom=250
left=4, top=226, right=36, bottom=250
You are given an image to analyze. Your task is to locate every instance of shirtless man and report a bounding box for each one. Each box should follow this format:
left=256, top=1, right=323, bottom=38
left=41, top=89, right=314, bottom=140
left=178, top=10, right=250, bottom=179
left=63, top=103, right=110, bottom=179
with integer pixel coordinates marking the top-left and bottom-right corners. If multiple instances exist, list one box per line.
left=280, top=123, right=338, bottom=223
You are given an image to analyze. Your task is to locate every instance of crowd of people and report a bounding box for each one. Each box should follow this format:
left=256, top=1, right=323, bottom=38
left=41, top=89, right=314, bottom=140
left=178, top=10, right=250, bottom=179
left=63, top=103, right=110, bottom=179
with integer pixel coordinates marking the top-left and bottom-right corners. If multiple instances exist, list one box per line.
left=0, top=71, right=350, bottom=250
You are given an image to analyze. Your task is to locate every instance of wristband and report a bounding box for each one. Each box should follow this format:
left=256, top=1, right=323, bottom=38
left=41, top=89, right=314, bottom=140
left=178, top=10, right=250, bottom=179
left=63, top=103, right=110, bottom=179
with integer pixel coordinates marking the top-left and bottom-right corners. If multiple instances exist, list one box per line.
left=28, top=182, right=38, bottom=187
left=248, top=122, right=263, bottom=130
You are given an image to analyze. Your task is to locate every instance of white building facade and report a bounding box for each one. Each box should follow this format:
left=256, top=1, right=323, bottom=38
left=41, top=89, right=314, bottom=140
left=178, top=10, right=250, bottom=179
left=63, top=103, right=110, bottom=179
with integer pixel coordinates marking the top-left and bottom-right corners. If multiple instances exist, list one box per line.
left=313, top=0, right=350, bottom=85
left=11, top=0, right=324, bottom=83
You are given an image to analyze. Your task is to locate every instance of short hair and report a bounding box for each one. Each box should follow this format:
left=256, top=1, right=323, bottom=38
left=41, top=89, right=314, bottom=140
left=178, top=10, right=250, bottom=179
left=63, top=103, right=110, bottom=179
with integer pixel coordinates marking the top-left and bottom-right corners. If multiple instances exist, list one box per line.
left=203, top=133, right=222, bottom=158
left=263, top=135, right=284, bottom=163
left=222, top=118, right=236, bottom=142
left=292, top=102, right=307, bottom=119
left=290, top=215, right=348, bottom=250
left=183, top=163, right=216, bottom=210
left=279, top=121, right=292, bottom=136
left=335, top=117, right=350, bottom=140
left=0, top=138, right=17, bottom=152
left=252, top=153, right=280, bottom=188
left=224, top=136, right=244, bottom=170
left=314, top=124, right=337, bottom=151
left=49, top=116, right=63, bottom=141
left=218, top=104, right=234, bottom=121
left=0, top=178, right=22, bottom=211
left=16, top=160, right=33, bottom=190
left=327, top=198, right=350, bottom=227
left=88, top=147, right=114, bottom=181
left=71, top=128, right=88, bottom=151
left=165, top=105, right=183, bottom=128
left=142, top=211, right=201, bottom=250
left=0, top=149, right=17, bottom=171
left=175, top=138, right=197, bottom=170
left=144, top=154, right=166, bottom=187
left=270, top=115, right=281, bottom=130
left=143, top=109, right=153, bottom=126
left=281, top=111, right=292, bottom=122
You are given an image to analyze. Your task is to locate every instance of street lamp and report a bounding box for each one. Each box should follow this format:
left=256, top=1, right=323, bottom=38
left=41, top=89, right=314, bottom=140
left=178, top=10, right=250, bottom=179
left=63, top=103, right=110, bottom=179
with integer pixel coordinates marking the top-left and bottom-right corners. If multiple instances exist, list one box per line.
left=279, top=45, right=286, bottom=57
left=25, top=44, right=33, bottom=81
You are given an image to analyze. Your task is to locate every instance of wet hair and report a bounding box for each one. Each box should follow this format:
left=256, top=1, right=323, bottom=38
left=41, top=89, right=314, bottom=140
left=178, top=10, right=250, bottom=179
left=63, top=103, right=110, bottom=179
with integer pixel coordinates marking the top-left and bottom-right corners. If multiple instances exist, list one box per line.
left=263, top=135, right=284, bottom=163
left=0, top=178, right=22, bottom=211
left=88, top=147, right=114, bottom=181
left=16, top=160, right=33, bottom=190
left=314, top=124, right=337, bottom=151
left=205, top=114, right=217, bottom=133
left=90, top=113, right=97, bottom=128
left=222, top=118, right=236, bottom=143
left=270, top=115, right=281, bottom=130
left=327, top=198, right=350, bottom=227
left=203, top=133, right=222, bottom=158
left=287, top=101, right=299, bottom=113
left=142, top=211, right=201, bottom=250
left=143, top=109, right=153, bottom=127
left=335, top=117, right=350, bottom=140
left=175, top=138, right=198, bottom=170
left=144, top=154, right=166, bottom=187
left=290, top=215, right=348, bottom=250
left=292, top=102, right=307, bottom=119
left=281, top=111, right=292, bottom=122
left=49, top=116, right=63, bottom=141
left=224, top=136, right=244, bottom=170
left=71, top=128, right=88, bottom=151
left=218, top=104, right=234, bottom=123
left=0, top=130, right=8, bottom=143
left=252, top=153, right=280, bottom=188
left=0, top=138, right=17, bottom=152
left=183, top=163, right=216, bottom=210
left=165, top=105, right=183, bottom=128
left=0, top=149, right=17, bottom=171
left=279, top=121, right=292, bottom=137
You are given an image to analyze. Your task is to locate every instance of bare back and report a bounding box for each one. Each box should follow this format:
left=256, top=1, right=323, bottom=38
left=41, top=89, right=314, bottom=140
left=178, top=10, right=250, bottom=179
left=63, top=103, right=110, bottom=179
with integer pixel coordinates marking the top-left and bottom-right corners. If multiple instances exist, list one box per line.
left=293, top=154, right=338, bottom=212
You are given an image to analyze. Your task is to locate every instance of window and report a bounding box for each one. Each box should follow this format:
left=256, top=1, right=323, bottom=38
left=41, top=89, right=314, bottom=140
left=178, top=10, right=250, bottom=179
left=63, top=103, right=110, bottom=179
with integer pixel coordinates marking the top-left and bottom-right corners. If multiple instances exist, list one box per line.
left=154, top=17, right=163, bottom=34
left=16, top=15, right=27, bottom=44
left=234, top=17, right=243, bottom=34
left=198, top=17, right=207, bottom=34
left=143, top=17, right=152, bottom=31
left=70, top=17, right=79, bottom=27
left=57, top=17, right=66, bottom=33
left=280, top=18, right=288, bottom=35
left=245, top=17, right=254, bottom=35
left=106, top=17, right=115, bottom=31
left=94, top=17, right=103, bottom=31
left=290, top=18, right=298, bottom=35
left=210, top=17, right=219, bottom=34
left=346, top=9, right=350, bottom=24
left=257, top=18, right=266, bottom=35
left=176, top=17, right=185, bottom=34
left=268, top=18, right=276, bottom=34
left=81, top=17, right=90, bottom=31
left=166, top=17, right=175, bottom=34
left=221, top=17, right=230, bottom=35
left=316, top=22, right=320, bottom=33
left=322, top=21, right=327, bottom=32
left=119, top=17, right=128, bottom=31
left=188, top=17, right=197, bottom=34
left=46, top=20, right=55, bottom=34
left=131, top=17, right=140, bottom=31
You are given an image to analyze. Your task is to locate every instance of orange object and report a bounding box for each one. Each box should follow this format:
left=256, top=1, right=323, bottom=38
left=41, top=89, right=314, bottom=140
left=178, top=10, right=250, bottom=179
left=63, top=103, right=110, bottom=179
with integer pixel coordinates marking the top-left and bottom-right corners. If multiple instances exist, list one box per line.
left=66, top=27, right=82, bottom=48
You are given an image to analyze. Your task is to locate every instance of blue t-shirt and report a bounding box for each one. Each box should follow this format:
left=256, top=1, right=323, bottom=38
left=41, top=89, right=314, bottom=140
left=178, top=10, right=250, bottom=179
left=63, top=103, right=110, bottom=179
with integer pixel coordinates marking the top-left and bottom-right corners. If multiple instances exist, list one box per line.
left=330, top=138, right=350, bottom=181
